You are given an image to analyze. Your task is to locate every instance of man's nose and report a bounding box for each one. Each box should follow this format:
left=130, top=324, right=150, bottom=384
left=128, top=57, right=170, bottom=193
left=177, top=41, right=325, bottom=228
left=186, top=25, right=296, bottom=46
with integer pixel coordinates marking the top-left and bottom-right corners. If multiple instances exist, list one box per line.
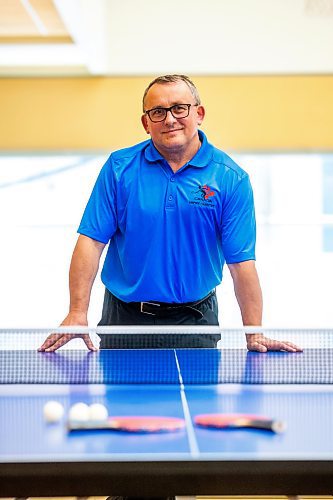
left=164, top=109, right=177, bottom=124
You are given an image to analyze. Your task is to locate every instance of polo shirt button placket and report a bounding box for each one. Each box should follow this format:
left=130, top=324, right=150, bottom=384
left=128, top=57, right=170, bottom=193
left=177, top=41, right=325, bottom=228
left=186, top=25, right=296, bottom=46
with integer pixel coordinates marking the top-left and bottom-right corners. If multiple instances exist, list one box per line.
left=166, top=176, right=176, bottom=209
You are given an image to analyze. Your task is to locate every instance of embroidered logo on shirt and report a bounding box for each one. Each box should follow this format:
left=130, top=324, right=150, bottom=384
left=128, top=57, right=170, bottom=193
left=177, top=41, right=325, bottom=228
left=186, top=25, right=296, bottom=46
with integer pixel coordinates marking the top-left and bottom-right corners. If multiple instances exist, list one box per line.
left=190, top=184, right=216, bottom=207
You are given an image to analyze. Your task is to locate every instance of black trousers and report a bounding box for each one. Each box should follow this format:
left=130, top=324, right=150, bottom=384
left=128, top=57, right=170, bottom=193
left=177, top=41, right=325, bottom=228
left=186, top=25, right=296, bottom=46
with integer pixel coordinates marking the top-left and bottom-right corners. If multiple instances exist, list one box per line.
left=98, top=288, right=220, bottom=349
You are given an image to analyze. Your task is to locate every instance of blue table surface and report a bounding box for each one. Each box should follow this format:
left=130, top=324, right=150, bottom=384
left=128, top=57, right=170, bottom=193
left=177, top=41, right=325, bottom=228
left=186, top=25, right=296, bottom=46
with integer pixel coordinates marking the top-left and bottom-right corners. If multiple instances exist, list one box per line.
left=1, top=348, right=333, bottom=462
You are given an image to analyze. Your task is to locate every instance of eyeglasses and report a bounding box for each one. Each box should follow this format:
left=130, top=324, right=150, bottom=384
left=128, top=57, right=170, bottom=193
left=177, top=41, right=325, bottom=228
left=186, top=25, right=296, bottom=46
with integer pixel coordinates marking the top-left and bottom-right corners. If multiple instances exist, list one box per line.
left=145, top=103, right=198, bottom=122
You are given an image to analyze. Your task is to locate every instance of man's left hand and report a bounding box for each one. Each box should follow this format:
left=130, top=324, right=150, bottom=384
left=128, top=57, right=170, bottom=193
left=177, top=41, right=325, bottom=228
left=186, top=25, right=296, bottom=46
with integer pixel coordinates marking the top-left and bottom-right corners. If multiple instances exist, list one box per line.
left=246, top=333, right=303, bottom=352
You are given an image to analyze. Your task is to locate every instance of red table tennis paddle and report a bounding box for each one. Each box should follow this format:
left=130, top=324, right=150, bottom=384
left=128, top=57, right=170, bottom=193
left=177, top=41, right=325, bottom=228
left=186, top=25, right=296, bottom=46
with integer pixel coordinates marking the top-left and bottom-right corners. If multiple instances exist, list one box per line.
left=68, top=415, right=185, bottom=433
left=194, top=413, right=285, bottom=433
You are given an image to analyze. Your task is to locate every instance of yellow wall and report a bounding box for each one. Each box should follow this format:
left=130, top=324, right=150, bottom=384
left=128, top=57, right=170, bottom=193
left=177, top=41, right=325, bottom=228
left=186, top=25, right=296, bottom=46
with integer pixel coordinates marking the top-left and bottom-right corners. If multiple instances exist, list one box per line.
left=1, top=75, right=333, bottom=152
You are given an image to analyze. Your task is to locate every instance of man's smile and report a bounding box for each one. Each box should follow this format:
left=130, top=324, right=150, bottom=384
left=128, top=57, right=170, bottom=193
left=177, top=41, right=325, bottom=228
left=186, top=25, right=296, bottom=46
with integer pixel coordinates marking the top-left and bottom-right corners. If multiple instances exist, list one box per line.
left=162, top=128, right=184, bottom=135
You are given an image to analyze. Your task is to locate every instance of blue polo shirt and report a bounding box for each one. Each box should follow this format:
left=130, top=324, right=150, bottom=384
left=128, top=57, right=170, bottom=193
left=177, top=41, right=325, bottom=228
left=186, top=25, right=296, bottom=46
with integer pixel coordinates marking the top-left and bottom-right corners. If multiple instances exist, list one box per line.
left=78, top=131, right=256, bottom=303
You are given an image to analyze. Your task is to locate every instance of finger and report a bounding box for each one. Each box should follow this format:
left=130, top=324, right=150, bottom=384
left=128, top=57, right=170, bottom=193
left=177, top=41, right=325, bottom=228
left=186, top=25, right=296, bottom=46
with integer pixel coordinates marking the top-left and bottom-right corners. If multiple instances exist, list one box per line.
left=44, top=334, right=75, bottom=352
left=38, top=334, right=63, bottom=352
left=271, top=343, right=296, bottom=352
left=82, top=334, right=98, bottom=351
left=282, top=341, right=303, bottom=352
left=263, top=340, right=299, bottom=352
left=247, top=341, right=267, bottom=353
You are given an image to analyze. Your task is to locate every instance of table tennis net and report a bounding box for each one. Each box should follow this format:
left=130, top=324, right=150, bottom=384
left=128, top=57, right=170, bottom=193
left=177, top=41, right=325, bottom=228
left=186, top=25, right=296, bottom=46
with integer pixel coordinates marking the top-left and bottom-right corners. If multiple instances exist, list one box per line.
left=0, top=327, right=332, bottom=384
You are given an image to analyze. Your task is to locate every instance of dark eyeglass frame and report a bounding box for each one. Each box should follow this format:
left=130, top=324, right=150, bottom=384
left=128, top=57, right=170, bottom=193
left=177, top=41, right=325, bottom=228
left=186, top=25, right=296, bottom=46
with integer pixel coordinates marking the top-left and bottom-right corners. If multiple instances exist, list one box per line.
left=144, top=103, right=199, bottom=122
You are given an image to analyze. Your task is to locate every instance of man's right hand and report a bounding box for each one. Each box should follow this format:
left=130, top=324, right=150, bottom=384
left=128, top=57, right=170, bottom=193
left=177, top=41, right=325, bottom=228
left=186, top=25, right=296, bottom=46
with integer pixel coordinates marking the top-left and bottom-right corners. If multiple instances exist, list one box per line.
left=38, top=312, right=98, bottom=352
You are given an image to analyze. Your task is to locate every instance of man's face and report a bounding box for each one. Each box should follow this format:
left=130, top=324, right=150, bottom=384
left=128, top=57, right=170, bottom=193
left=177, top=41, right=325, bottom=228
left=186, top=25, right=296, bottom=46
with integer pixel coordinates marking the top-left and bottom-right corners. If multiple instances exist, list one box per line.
left=141, top=81, right=205, bottom=154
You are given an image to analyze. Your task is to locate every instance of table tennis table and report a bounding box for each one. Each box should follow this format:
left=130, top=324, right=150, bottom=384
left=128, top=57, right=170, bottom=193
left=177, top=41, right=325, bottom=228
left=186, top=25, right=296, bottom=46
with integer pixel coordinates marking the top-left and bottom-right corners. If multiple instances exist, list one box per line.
left=0, top=326, right=333, bottom=497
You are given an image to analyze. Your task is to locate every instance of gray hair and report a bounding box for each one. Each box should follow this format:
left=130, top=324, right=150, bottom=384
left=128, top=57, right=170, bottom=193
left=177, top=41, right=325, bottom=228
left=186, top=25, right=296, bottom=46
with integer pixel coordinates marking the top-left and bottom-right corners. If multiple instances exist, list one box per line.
left=142, top=74, right=201, bottom=111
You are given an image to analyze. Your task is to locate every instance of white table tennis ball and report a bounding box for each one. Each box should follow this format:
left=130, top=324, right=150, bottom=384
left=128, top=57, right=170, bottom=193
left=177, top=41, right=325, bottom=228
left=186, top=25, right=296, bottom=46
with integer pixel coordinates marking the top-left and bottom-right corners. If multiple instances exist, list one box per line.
left=43, top=401, right=65, bottom=423
left=68, top=402, right=90, bottom=422
left=88, top=403, right=108, bottom=421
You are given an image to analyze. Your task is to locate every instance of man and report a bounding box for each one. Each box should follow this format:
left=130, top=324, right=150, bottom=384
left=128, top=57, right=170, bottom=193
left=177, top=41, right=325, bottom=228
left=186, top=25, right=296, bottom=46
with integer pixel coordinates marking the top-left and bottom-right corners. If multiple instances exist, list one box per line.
left=39, top=74, right=301, bottom=353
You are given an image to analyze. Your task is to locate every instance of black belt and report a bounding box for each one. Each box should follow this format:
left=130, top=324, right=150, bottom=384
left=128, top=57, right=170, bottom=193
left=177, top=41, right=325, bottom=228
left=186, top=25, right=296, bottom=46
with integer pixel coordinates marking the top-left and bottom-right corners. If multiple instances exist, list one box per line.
left=122, top=290, right=215, bottom=317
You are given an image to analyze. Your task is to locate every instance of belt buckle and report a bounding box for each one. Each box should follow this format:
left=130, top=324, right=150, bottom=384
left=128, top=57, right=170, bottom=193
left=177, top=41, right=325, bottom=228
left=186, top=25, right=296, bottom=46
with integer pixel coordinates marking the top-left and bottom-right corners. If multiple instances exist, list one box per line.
left=140, top=301, right=160, bottom=315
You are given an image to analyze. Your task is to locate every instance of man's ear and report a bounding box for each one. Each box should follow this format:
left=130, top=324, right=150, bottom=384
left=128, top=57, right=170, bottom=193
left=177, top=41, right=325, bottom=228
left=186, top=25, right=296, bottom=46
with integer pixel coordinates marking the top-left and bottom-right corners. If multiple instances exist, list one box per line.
left=196, top=105, right=205, bottom=126
left=141, top=114, right=150, bottom=134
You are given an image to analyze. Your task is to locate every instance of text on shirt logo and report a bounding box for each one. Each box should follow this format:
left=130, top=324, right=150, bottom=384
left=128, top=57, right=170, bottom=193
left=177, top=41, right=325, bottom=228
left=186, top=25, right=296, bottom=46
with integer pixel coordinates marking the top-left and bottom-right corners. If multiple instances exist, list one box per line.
left=189, top=184, right=216, bottom=207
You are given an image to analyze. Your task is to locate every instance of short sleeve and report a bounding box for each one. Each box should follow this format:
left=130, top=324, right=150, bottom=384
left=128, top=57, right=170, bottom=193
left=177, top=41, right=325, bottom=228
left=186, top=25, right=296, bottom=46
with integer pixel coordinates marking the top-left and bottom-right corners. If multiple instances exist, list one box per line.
left=77, top=156, right=117, bottom=244
left=221, top=174, right=256, bottom=263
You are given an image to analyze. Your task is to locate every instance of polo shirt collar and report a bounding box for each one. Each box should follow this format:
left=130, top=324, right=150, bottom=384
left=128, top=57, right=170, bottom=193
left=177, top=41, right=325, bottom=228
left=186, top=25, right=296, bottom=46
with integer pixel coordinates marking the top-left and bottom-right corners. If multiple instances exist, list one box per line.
left=144, top=130, right=213, bottom=168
